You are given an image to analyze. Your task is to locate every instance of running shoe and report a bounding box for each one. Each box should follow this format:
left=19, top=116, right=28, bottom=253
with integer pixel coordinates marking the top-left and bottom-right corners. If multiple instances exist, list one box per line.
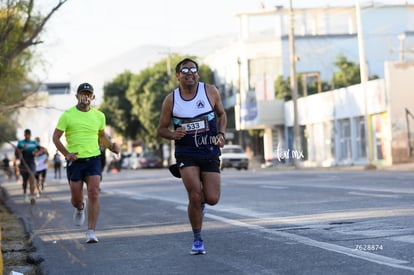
left=85, top=230, right=99, bottom=243
left=23, top=194, right=28, bottom=203
left=191, top=239, right=206, bottom=255
left=73, top=204, right=85, bottom=226
left=30, top=196, right=36, bottom=205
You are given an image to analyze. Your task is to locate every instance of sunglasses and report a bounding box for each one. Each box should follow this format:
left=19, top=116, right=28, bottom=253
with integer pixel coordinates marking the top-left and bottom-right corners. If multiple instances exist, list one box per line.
left=180, top=67, right=198, bottom=74
left=78, top=91, right=93, bottom=97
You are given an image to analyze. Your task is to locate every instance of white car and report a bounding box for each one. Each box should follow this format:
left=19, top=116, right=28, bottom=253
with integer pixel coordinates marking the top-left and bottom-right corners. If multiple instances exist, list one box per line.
left=220, top=145, right=249, bottom=170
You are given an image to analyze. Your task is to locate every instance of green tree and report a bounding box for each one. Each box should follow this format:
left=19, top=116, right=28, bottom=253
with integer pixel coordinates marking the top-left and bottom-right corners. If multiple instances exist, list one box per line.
left=331, top=54, right=361, bottom=89
left=125, top=54, right=214, bottom=147
left=99, top=71, right=142, bottom=141
left=274, top=75, right=291, bottom=100
left=0, top=0, right=68, bottom=143
left=101, top=54, right=214, bottom=148
left=274, top=75, right=304, bottom=100
left=275, top=54, right=369, bottom=100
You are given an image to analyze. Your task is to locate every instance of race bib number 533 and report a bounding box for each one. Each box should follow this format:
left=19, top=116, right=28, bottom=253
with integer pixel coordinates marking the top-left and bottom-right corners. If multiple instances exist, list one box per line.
left=181, top=118, right=208, bottom=134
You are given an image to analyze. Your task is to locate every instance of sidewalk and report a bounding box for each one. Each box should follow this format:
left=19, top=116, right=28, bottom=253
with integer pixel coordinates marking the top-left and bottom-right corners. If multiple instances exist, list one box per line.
left=0, top=181, right=39, bottom=275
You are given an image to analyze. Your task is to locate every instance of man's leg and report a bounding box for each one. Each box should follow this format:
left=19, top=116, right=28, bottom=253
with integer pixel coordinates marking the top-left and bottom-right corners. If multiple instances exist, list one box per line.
left=28, top=172, right=37, bottom=204
left=22, top=177, right=28, bottom=194
left=85, top=175, right=101, bottom=231
left=40, top=170, right=46, bottom=190
left=70, top=179, right=86, bottom=228
left=181, top=166, right=208, bottom=254
left=34, top=173, right=41, bottom=196
left=70, top=180, right=84, bottom=210
left=21, top=172, right=28, bottom=201
left=200, top=172, right=221, bottom=206
left=181, top=166, right=203, bottom=231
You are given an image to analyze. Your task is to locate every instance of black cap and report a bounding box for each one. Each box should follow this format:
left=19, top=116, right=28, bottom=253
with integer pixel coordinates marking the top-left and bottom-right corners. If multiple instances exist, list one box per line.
left=77, top=83, right=94, bottom=94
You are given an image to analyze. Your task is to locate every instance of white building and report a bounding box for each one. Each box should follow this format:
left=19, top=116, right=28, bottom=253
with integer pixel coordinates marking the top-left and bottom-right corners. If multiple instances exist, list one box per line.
left=15, top=83, right=73, bottom=152
left=203, top=3, right=414, bottom=167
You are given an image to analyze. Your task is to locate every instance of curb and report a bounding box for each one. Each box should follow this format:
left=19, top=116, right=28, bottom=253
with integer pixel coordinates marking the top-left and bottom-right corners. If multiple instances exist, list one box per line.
left=1, top=222, right=3, bottom=275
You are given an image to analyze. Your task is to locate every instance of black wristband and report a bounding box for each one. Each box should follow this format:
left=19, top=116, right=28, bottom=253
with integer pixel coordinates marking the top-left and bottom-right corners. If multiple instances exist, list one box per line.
left=217, top=132, right=225, bottom=139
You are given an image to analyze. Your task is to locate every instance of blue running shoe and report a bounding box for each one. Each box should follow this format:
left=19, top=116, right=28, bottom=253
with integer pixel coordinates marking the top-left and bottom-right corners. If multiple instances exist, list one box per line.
left=191, top=239, right=206, bottom=255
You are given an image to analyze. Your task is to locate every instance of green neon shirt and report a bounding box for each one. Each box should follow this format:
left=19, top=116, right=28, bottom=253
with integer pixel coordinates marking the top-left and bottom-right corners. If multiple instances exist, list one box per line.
left=56, top=106, right=105, bottom=158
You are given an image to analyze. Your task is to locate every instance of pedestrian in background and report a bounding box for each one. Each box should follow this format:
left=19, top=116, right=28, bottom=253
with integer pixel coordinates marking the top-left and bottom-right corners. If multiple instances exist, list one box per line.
left=1, top=154, right=12, bottom=180
left=34, top=137, right=49, bottom=194
left=53, top=150, right=62, bottom=179
left=52, top=82, right=120, bottom=243
left=16, top=129, right=38, bottom=204
left=157, top=58, right=227, bottom=255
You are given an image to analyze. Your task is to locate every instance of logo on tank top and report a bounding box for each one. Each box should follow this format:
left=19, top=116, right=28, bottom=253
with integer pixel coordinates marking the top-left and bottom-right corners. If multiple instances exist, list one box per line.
left=196, top=100, right=205, bottom=109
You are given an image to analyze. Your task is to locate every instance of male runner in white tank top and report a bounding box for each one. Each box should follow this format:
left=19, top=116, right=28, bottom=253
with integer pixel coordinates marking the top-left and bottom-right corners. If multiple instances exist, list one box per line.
left=157, top=58, right=227, bottom=255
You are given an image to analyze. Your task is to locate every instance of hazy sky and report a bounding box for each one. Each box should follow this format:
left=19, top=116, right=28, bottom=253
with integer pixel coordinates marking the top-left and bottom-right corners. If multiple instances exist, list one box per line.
left=35, top=0, right=409, bottom=82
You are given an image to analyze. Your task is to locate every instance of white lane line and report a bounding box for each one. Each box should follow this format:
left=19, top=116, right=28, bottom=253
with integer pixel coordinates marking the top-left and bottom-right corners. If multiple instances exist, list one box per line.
left=261, top=185, right=287, bottom=190
left=176, top=206, right=414, bottom=272
left=348, top=191, right=401, bottom=199
left=111, top=190, right=414, bottom=272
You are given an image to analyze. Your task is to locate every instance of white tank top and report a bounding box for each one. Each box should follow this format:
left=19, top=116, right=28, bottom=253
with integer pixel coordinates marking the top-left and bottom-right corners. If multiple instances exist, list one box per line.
left=35, top=153, right=48, bottom=171
left=172, top=82, right=220, bottom=157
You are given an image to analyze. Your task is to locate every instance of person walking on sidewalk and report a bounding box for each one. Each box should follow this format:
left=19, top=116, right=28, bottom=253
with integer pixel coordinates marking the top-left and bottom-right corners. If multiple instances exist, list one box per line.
left=52, top=82, right=120, bottom=243
left=157, top=58, right=227, bottom=255
left=15, top=129, right=38, bottom=204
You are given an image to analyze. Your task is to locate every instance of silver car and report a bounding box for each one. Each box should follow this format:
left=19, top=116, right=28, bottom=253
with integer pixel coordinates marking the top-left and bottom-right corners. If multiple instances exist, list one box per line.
left=220, top=145, right=249, bottom=170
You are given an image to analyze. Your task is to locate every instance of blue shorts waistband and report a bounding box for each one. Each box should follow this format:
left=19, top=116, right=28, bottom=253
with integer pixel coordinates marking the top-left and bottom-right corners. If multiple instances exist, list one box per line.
left=75, top=155, right=100, bottom=162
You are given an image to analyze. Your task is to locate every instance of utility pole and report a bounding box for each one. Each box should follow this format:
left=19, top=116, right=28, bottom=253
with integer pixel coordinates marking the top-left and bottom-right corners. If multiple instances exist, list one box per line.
left=237, top=58, right=243, bottom=145
left=289, top=0, right=300, bottom=167
left=398, top=33, right=406, bottom=61
left=355, top=0, right=375, bottom=169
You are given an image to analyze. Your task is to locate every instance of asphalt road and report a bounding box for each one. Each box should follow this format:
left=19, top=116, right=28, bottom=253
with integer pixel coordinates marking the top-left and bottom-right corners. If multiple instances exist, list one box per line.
left=2, top=167, right=414, bottom=274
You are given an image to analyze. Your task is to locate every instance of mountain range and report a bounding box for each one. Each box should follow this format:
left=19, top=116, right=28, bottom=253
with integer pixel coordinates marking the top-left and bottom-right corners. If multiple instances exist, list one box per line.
left=69, top=33, right=238, bottom=103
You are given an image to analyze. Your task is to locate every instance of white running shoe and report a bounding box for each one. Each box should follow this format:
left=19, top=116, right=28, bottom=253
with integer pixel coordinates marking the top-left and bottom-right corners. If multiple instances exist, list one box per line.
left=73, top=202, right=85, bottom=226
left=85, top=230, right=99, bottom=243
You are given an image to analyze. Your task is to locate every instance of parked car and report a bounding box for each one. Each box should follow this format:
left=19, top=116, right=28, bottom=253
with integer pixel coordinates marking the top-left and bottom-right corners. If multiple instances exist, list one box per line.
left=138, top=152, right=162, bottom=168
left=220, top=144, right=249, bottom=170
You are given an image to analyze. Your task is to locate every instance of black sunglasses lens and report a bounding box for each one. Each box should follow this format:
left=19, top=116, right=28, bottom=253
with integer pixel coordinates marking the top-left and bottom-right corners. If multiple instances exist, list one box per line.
left=190, top=67, right=197, bottom=73
left=181, top=68, right=189, bottom=73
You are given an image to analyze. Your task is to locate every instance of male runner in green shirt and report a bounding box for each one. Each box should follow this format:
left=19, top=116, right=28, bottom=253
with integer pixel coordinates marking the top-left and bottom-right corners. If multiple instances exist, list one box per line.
left=53, top=82, right=120, bottom=243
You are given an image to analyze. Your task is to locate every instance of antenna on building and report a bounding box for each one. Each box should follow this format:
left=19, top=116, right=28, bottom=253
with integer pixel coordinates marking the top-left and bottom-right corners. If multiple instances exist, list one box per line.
left=259, top=2, right=265, bottom=9
left=398, top=33, right=406, bottom=61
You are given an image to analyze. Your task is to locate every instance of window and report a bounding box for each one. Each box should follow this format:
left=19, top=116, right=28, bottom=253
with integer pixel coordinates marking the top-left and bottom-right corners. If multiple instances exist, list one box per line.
left=247, top=57, right=281, bottom=100
left=338, top=119, right=351, bottom=160
left=354, top=116, right=367, bottom=159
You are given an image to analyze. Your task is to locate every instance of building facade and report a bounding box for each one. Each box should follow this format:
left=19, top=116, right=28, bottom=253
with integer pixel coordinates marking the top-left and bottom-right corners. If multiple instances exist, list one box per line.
left=203, top=3, right=414, bottom=167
